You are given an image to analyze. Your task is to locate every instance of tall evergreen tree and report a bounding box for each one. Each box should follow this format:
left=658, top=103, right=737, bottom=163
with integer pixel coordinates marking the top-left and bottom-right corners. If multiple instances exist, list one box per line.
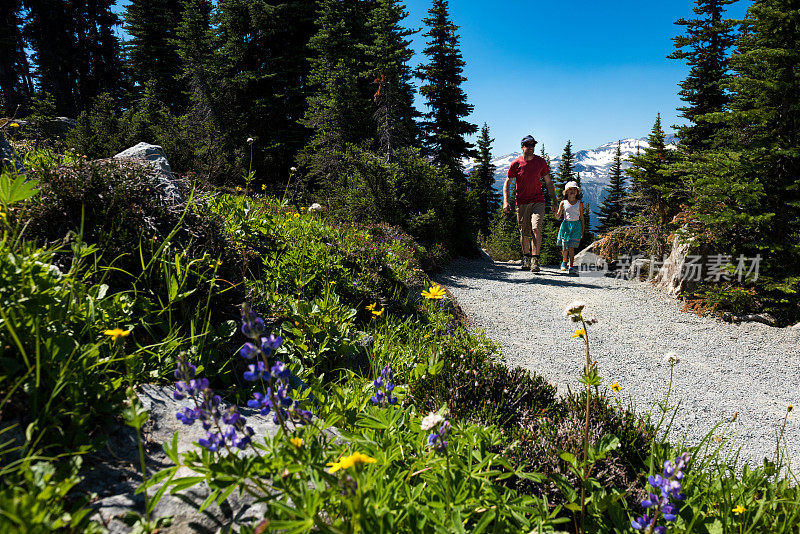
left=0, top=0, right=32, bottom=114
left=363, top=0, right=419, bottom=161
left=725, top=0, right=800, bottom=268
left=555, top=140, right=576, bottom=198
left=668, top=0, right=736, bottom=151
left=23, top=0, right=123, bottom=115
left=595, top=140, right=628, bottom=233
left=416, top=0, right=478, bottom=251
left=467, top=123, right=499, bottom=236
left=124, top=0, right=185, bottom=108
left=73, top=0, right=124, bottom=110
left=626, top=114, right=680, bottom=249
left=24, top=0, right=80, bottom=114
left=416, top=0, right=477, bottom=176
left=300, top=0, right=374, bottom=188
left=216, top=0, right=317, bottom=186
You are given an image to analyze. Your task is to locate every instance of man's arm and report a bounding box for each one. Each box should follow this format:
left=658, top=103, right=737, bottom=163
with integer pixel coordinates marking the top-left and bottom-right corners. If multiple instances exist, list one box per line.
left=502, top=176, right=514, bottom=213
left=544, top=174, right=557, bottom=216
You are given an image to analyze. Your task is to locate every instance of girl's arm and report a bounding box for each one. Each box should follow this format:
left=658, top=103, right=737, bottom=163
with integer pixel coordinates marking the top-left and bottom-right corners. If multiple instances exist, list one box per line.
left=579, top=202, right=585, bottom=237
left=554, top=200, right=564, bottom=220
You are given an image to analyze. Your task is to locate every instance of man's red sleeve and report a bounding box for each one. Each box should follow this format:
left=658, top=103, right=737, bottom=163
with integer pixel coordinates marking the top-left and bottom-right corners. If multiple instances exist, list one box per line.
left=507, top=160, right=517, bottom=178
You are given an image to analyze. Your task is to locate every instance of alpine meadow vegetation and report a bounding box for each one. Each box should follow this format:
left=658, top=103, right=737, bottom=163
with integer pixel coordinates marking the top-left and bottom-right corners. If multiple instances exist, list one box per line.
left=1, top=0, right=799, bottom=531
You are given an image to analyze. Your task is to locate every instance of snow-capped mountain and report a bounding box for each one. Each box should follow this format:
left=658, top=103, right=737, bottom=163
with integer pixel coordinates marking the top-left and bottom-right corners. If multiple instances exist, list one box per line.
left=464, top=135, right=677, bottom=228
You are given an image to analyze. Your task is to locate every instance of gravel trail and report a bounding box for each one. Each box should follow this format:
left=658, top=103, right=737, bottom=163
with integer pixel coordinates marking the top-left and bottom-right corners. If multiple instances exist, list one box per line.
left=436, top=255, right=800, bottom=471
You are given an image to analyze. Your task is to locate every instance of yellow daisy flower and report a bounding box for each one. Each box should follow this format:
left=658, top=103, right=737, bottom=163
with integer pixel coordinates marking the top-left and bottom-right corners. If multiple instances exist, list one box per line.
left=366, top=302, right=376, bottom=311
left=732, top=504, right=746, bottom=515
left=290, top=437, right=303, bottom=448
left=372, top=307, right=384, bottom=317
left=611, top=382, right=622, bottom=392
left=572, top=328, right=586, bottom=338
left=421, top=283, right=446, bottom=300
left=103, top=328, right=131, bottom=341
left=327, top=451, right=376, bottom=473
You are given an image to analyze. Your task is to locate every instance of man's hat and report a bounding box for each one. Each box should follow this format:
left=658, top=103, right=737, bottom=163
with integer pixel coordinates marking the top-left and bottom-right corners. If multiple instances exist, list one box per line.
left=520, top=135, right=537, bottom=146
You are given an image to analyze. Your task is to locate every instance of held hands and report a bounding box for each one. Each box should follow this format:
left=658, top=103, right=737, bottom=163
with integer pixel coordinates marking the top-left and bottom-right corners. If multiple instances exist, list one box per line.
left=503, top=201, right=511, bottom=214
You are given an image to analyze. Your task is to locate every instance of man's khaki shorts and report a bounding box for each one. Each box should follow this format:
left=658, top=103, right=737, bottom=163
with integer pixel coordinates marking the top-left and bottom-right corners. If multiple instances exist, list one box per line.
left=516, top=202, right=545, bottom=237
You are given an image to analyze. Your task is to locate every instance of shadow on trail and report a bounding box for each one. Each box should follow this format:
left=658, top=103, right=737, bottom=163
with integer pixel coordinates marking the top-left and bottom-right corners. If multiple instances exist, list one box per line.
left=439, top=259, right=604, bottom=290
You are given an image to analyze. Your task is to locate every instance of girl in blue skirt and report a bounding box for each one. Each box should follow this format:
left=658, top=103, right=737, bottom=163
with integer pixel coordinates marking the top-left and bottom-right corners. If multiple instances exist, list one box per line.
left=555, top=181, right=585, bottom=274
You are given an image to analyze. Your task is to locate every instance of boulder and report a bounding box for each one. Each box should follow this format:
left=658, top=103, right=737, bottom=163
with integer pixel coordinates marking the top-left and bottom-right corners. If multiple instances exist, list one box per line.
left=653, top=228, right=698, bottom=297
left=791, top=322, right=800, bottom=329
left=85, top=384, right=336, bottom=533
left=573, top=241, right=609, bottom=277
left=113, top=143, right=183, bottom=203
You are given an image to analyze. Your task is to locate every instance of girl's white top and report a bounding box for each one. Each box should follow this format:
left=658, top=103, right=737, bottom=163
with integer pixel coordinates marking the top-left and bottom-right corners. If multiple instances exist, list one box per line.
left=561, top=199, right=581, bottom=221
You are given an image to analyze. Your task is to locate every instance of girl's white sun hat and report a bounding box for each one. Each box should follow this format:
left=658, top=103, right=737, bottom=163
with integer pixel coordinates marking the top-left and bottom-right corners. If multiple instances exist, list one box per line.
left=563, top=180, right=581, bottom=194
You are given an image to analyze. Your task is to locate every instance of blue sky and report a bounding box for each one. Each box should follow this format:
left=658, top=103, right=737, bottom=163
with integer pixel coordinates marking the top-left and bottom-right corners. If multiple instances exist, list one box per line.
left=112, top=0, right=750, bottom=158
left=401, top=0, right=751, bottom=157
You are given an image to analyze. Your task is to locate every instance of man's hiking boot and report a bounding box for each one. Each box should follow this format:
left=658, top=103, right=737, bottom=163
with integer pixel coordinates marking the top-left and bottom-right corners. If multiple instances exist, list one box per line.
left=521, top=256, right=531, bottom=270
left=530, top=256, right=540, bottom=272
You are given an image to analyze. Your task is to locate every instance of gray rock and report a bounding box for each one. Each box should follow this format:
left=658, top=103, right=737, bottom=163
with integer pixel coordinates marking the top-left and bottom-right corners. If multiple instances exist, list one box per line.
left=86, top=384, right=333, bottom=533
left=725, top=312, right=778, bottom=326
left=113, top=143, right=183, bottom=203
left=653, top=228, right=698, bottom=297
left=0, top=131, right=23, bottom=172
left=791, top=322, right=800, bottom=329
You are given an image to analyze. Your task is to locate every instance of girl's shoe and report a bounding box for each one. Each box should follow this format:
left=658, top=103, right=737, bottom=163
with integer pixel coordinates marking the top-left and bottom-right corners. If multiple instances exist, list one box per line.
left=568, top=266, right=578, bottom=275
left=560, top=261, right=568, bottom=272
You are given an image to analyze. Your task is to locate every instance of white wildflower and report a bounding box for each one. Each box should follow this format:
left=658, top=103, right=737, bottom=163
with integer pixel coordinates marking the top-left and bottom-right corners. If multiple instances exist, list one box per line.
left=564, top=301, right=586, bottom=317
left=308, top=203, right=323, bottom=212
left=663, top=352, right=680, bottom=365
left=421, top=413, right=444, bottom=431
left=246, top=137, right=254, bottom=144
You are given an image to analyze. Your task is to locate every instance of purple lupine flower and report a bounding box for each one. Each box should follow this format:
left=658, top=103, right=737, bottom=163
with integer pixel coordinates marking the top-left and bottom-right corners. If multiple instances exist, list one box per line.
left=240, top=304, right=265, bottom=338
left=632, top=452, right=691, bottom=532
left=371, top=364, right=398, bottom=407
left=244, top=361, right=268, bottom=381
left=271, top=361, right=290, bottom=380
left=261, top=334, right=283, bottom=355
left=426, top=418, right=451, bottom=452
left=247, top=392, right=271, bottom=416
left=240, top=342, right=259, bottom=359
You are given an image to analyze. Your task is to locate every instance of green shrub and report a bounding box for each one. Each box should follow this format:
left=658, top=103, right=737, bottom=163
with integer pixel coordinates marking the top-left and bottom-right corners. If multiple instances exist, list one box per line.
left=482, top=207, right=521, bottom=261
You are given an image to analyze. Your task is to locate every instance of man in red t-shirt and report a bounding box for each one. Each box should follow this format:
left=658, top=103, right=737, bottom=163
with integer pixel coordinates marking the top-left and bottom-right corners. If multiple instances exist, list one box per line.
left=502, top=135, right=557, bottom=272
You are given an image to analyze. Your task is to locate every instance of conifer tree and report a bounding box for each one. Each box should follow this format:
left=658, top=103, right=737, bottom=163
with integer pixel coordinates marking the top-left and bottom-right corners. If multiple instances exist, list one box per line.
left=23, top=0, right=80, bottom=114
left=0, top=0, right=32, bottom=114
left=216, top=0, right=316, bottom=186
left=416, top=0, right=477, bottom=251
left=300, top=0, right=374, bottom=188
left=595, top=140, right=628, bottom=233
left=363, top=0, right=419, bottom=161
left=555, top=140, right=576, bottom=199
left=125, top=0, right=185, bottom=108
left=73, top=0, right=125, bottom=110
left=725, top=0, right=800, bottom=268
left=417, top=0, right=477, bottom=176
left=668, top=0, right=736, bottom=151
left=24, top=0, right=123, bottom=115
left=626, top=114, right=680, bottom=253
left=467, top=123, right=499, bottom=236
